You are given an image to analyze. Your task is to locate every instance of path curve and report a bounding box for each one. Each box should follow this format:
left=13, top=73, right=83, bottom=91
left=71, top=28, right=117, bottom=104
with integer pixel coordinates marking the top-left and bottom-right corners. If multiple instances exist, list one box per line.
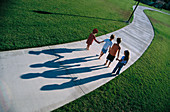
left=0, top=6, right=169, bottom=112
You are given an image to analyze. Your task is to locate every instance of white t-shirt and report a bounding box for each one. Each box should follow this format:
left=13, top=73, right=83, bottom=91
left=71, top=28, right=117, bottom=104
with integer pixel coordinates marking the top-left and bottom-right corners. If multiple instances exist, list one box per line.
left=102, top=39, right=112, bottom=50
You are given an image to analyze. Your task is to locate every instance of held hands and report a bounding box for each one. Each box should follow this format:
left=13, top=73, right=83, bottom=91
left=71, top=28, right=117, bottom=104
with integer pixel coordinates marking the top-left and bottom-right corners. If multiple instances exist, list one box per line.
left=99, top=41, right=104, bottom=44
left=98, top=41, right=101, bottom=44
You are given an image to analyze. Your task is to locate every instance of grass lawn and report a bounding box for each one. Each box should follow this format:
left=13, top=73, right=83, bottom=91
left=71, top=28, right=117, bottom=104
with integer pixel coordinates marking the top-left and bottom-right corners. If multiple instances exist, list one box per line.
left=1, top=0, right=169, bottom=111
left=0, top=0, right=136, bottom=51
left=53, top=8, right=170, bottom=112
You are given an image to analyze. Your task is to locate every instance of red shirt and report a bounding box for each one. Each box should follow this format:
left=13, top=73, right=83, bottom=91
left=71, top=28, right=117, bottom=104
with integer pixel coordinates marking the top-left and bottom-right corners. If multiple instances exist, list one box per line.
left=86, top=33, right=99, bottom=45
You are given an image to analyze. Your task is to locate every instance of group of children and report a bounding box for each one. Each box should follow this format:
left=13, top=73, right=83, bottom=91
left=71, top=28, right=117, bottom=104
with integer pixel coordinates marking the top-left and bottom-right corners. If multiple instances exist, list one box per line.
left=86, top=28, right=130, bottom=75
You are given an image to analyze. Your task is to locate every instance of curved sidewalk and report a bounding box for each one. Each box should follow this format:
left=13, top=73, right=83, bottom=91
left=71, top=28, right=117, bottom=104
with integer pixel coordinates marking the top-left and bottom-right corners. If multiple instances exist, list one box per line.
left=0, top=6, right=168, bottom=112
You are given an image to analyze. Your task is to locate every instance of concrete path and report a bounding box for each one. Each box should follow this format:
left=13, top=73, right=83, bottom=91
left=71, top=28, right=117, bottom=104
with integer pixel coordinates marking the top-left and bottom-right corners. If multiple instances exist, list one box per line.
left=0, top=6, right=168, bottom=112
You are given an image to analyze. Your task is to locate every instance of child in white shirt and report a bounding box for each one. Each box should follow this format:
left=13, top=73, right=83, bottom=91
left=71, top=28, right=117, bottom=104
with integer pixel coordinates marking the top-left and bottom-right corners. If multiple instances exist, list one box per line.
left=98, top=34, right=114, bottom=59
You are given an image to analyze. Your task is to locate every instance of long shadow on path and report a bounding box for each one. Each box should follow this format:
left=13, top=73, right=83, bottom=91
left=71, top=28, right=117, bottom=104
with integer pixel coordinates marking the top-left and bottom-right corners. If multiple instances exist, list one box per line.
left=30, top=55, right=98, bottom=68
left=29, top=48, right=85, bottom=57
left=41, top=73, right=112, bottom=91
left=21, top=64, right=106, bottom=79
left=21, top=48, right=110, bottom=90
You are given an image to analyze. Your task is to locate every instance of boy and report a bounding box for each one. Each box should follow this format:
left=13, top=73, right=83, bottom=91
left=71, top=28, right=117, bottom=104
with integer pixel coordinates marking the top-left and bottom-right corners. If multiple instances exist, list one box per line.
left=98, top=34, right=114, bottom=59
left=104, top=38, right=121, bottom=67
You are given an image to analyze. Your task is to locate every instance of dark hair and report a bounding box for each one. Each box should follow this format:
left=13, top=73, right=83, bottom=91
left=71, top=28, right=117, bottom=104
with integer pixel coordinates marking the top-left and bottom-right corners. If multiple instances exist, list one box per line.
left=117, top=38, right=121, bottom=44
left=93, top=28, right=98, bottom=34
left=124, top=50, right=130, bottom=62
left=110, top=34, right=115, bottom=39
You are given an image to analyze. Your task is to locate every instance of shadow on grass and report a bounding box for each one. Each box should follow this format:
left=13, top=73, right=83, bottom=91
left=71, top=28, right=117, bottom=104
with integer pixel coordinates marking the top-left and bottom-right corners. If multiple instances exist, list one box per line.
left=33, top=10, right=126, bottom=22
left=0, top=0, right=8, bottom=9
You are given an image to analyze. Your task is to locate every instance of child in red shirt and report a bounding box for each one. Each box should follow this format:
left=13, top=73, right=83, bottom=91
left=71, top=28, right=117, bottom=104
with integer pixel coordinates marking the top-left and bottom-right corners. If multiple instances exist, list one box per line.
left=86, top=28, right=100, bottom=50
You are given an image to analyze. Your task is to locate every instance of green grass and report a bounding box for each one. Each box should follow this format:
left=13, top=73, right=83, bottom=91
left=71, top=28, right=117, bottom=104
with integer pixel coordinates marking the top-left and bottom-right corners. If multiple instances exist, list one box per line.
left=1, top=0, right=169, bottom=111
left=0, top=0, right=136, bottom=51
left=53, top=9, right=170, bottom=112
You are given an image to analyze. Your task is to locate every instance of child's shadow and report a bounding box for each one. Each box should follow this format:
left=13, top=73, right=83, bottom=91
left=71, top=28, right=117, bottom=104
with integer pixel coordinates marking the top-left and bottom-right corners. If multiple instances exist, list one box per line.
left=21, top=48, right=110, bottom=91
left=30, top=55, right=98, bottom=68
left=40, top=72, right=112, bottom=90
left=21, top=64, right=106, bottom=79
left=29, top=48, right=86, bottom=60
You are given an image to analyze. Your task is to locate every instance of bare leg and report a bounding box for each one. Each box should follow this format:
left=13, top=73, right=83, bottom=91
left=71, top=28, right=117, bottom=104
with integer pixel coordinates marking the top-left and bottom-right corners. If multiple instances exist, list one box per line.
left=104, top=60, right=108, bottom=65
left=86, top=44, right=90, bottom=50
left=99, top=51, right=104, bottom=59
left=107, top=61, right=112, bottom=68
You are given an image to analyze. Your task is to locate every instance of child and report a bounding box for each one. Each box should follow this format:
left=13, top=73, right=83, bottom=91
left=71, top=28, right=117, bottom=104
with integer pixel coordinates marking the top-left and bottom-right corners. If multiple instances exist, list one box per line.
left=112, top=50, right=130, bottom=75
left=86, top=28, right=100, bottom=50
left=98, top=34, right=115, bottom=59
left=104, top=38, right=121, bottom=67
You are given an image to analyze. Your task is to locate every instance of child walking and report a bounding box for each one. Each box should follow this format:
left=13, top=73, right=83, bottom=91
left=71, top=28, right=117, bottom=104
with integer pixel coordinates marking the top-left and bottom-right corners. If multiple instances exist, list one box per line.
left=104, top=38, right=121, bottom=67
left=86, top=28, right=100, bottom=50
left=112, top=50, right=130, bottom=75
left=98, top=34, right=115, bottom=59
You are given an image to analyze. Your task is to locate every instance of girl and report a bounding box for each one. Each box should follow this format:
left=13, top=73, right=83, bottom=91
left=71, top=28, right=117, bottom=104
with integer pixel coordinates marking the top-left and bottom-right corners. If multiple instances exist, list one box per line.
left=86, top=28, right=100, bottom=50
left=112, top=50, right=130, bottom=75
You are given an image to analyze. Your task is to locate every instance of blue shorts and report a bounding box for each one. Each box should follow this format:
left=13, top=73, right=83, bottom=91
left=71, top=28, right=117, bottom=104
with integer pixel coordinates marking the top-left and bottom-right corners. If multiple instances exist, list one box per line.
left=102, top=48, right=107, bottom=54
